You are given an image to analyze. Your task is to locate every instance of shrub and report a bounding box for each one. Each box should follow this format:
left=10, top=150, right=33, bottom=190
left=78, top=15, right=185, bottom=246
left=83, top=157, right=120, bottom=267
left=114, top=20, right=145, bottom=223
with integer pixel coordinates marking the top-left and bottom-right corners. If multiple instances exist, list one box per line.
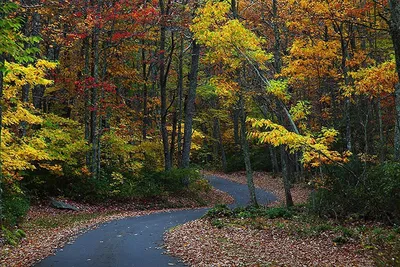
left=1, top=186, right=30, bottom=227
left=205, top=205, right=293, bottom=220
left=1, top=227, right=26, bottom=246
left=264, top=207, right=293, bottom=219
left=111, top=167, right=204, bottom=199
left=204, top=204, right=233, bottom=219
left=309, top=160, right=400, bottom=224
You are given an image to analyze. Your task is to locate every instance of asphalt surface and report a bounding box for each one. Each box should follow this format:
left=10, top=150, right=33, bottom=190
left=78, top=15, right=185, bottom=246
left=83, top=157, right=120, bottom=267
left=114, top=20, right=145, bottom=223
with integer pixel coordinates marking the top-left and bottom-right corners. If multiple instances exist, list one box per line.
left=35, top=175, right=277, bottom=267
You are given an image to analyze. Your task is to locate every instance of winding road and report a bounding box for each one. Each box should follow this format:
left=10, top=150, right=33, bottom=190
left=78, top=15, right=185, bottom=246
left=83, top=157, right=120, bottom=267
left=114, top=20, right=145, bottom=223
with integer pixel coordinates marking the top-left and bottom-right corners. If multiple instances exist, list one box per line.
left=35, top=175, right=277, bottom=267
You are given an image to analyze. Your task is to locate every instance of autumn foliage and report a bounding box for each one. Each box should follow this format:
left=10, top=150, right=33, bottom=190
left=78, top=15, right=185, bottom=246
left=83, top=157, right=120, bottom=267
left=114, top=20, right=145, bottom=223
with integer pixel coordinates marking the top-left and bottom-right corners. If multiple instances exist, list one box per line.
left=1, top=0, right=400, bottom=229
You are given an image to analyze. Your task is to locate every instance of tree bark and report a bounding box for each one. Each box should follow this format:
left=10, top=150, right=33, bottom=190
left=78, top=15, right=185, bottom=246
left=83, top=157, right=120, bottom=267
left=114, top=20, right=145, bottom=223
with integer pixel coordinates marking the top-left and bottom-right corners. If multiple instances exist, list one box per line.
left=83, top=34, right=91, bottom=167
left=159, top=0, right=171, bottom=171
left=280, top=146, right=294, bottom=207
left=83, top=0, right=90, bottom=168
left=218, top=121, right=228, bottom=172
left=337, top=23, right=353, bottom=152
left=30, top=1, right=44, bottom=109
left=141, top=42, right=149, bottom=140
left=233, top=109, right=240, bottom=145
left=170, top=111, right=177, bottom=165
left=177, top=36, right=184, bottom=166
left=89, top=0, right=102, bottom=178
left=239, top=94, right=258, bottom=206
left=378, top=98, right=385, bottom=162
left=181, top=40, right=200, bottom=174
left=272, top=0, right=282, bottom=74
left=269, top=145, right=279, bottom=174
left=272, top=0, right=294, bottom=202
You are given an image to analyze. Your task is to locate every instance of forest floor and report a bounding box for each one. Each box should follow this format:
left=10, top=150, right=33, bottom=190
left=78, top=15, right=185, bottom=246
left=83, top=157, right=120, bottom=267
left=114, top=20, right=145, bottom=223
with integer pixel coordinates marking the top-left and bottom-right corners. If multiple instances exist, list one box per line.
left=0, top=188, right=233, bottom=267
left=165, top=172, right=399, bottom=266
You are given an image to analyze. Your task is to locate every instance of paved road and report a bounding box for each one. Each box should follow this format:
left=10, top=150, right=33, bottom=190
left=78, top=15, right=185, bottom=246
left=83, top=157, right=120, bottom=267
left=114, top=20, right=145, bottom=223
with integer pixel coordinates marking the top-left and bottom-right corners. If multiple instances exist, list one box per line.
left=35, top=176, right=277, bottom=267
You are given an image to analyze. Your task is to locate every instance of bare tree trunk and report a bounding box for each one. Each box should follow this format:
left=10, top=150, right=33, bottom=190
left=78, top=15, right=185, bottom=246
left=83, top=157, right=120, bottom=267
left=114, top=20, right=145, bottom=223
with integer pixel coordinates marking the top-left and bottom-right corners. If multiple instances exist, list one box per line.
left=272, top=0, right=294, bottom=202
left=170, top=111, right=177, bottom=165
left=141, top=42, right=149, bottom=140
left=239, top=94, right=257, bottom=206
left=272, top=0, right=282, bottom=74
left=30, top=0, right=44, bottom=109
left=269, top=145, right=279, bottom=174
left=233, top=109, right=240, bottom=145
left=214, top=116, right=227, bottom=171
left=280, top=146, right=294, bottom=207
left=177, top=36, right=184, bottom=166
left=213, top=117, right=219, bottom=159
left=337, top=23, right=352, bottom=151
left=159, top=0, right=171, bottom=171
left=89, top=0, right=102, bottom=178
left=83, top=3, right=91, bottom=167
left=181, top=40, right=200, bottom=175
left=217, top=120, right=227, bottom=172
left=378, top=98, right=385, bottom=162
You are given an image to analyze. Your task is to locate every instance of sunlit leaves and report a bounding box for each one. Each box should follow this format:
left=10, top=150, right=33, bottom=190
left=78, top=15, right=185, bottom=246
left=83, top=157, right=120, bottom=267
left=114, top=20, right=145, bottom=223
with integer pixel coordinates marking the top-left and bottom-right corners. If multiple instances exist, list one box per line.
left=210, top=77, right=239, bottom=106
left=191, top=0, right=271, bottom=70
left=248, top=118, right=351, bottom=168
left=1, top=59, right=57, bottom=178
left=266, top=80, right=290, bottom=102
left=290, top=101, right=311, bottom=122
left=343, top=60, right=398, bottom=98
left=282, top=39, right=340, bottom=88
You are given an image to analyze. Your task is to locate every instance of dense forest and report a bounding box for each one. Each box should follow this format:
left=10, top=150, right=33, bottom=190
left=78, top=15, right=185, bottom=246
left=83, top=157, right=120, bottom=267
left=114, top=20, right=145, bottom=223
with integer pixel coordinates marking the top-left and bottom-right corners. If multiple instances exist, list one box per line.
left=1, top=0, right=400, bottom=264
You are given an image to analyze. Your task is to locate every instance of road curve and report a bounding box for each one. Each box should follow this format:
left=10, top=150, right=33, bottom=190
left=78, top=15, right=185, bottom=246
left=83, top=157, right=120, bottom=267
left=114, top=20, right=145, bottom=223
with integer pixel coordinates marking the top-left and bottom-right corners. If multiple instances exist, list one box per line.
left=35, top=175, right=277, bottom=267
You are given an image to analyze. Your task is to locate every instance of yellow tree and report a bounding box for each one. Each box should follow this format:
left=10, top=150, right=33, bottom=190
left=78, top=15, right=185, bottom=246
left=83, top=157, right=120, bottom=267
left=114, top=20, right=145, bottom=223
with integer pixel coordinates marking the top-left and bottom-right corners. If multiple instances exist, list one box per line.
left=191, top=0, right=271, bottom=205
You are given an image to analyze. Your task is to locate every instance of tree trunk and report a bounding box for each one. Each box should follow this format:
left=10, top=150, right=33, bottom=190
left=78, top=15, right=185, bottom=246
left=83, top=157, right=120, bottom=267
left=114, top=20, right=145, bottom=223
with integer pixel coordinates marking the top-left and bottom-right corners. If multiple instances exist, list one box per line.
left=170, top=111, right=177, bottom=165
left=272, top=0, right=294, bottom=201
left=177, top=36, right=184, bottom=166
left=141, top=43, right=148, bottom=140
left=239, top=94, right=258, bottom=206
left=159, top=0, right=171, bottom=171
left=30, top=1, right=44, bottom=109
left=337, top=24, right=352, bottom=151
left=233, top=109, right=240, bottom=145
left=214, top=117, right=227, bottom=172
left=269, top=145, right=279, bottom=174
left=83, top=34, right=91, bottom=167
left=89, top=0, right=102, bottom=178
left=280, top=146, right=294, bottom=207
left=378, top=98, right=385, bottom=162
left=217, top=121, right=228, bottom=172
left=181, top=40, right=200, bottom=174
left=272, top=0, right=282, bottom=74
